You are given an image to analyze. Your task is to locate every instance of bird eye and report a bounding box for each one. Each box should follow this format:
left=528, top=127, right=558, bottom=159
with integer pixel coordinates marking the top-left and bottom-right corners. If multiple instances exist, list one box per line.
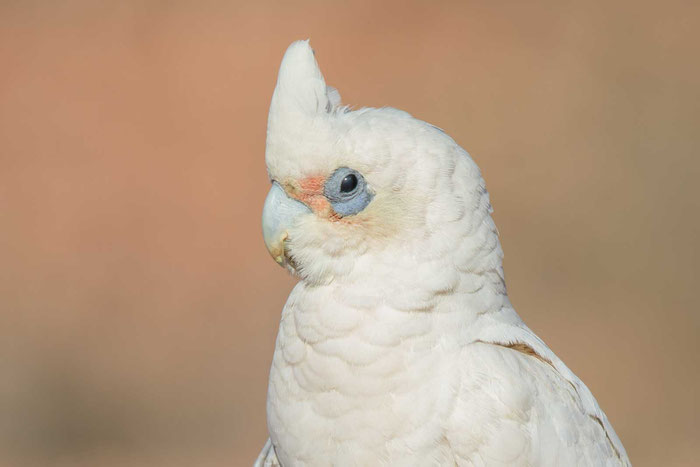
left=340, top=174, right=358, bottom=193
left=324, top=167, right=373, bottom=217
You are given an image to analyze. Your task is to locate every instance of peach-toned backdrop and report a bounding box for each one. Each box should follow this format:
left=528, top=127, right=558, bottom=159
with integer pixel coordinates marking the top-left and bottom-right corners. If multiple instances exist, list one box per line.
left=1, top=1, right=698, bottom=465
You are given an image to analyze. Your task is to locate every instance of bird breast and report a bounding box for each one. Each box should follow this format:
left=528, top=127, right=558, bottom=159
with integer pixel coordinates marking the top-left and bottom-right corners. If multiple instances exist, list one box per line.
left=266, top=282, right=461, bottom=465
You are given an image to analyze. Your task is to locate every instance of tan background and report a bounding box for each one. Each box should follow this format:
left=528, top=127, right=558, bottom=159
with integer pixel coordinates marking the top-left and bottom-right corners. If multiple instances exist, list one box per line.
left=1, top=1, right=698, bottom=465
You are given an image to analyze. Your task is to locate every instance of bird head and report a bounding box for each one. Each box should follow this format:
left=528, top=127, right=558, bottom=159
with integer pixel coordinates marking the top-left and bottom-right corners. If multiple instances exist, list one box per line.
left=262, top=40, right=503, bottom=300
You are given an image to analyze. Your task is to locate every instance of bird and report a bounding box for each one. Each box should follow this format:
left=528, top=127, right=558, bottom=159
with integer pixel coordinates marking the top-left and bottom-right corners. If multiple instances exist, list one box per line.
left=255, top=40, right=630, bottom=467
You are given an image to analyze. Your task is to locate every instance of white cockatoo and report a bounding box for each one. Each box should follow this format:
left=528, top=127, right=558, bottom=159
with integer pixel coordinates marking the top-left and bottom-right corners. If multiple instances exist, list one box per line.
left=256, top=40, right=630, bottom=466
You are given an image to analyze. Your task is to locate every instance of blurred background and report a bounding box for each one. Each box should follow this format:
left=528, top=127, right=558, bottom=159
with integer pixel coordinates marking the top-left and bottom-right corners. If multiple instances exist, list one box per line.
left=1, top=1, right=698, bottom=465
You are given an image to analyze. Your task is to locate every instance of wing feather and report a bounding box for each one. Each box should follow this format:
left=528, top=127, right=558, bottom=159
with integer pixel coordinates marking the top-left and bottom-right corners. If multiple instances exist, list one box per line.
left=446, top=337, right=630, bottom=466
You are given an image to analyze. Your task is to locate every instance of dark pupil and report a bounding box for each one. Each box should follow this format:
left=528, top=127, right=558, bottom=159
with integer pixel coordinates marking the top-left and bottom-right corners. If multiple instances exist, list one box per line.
left=340, top=174, right=358, bottom=193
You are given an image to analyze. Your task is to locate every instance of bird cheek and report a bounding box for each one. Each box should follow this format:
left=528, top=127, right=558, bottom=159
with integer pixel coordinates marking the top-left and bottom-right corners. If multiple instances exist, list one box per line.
left=295, top=193, right=340, bottom=220
left=308, top=196, right=341, bottom=220
left=297, top=175, right=325, bottom=194
left=286, top=176, right=342, bottom=221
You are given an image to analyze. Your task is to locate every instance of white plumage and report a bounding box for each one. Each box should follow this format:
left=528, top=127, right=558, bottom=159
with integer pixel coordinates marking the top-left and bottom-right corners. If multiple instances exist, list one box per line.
left=256, top=40, right=630, bottom=466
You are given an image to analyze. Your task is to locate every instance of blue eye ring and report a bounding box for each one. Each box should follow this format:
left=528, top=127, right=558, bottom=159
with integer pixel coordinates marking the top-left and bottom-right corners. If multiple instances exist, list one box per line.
left=324, top=167, right=373, bottom=216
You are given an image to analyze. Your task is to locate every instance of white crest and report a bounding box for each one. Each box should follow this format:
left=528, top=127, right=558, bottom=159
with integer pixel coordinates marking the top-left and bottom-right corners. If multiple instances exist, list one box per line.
left=270, top=40, right=331, bottom=118
left=266, top=41, right=341, bottom=172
